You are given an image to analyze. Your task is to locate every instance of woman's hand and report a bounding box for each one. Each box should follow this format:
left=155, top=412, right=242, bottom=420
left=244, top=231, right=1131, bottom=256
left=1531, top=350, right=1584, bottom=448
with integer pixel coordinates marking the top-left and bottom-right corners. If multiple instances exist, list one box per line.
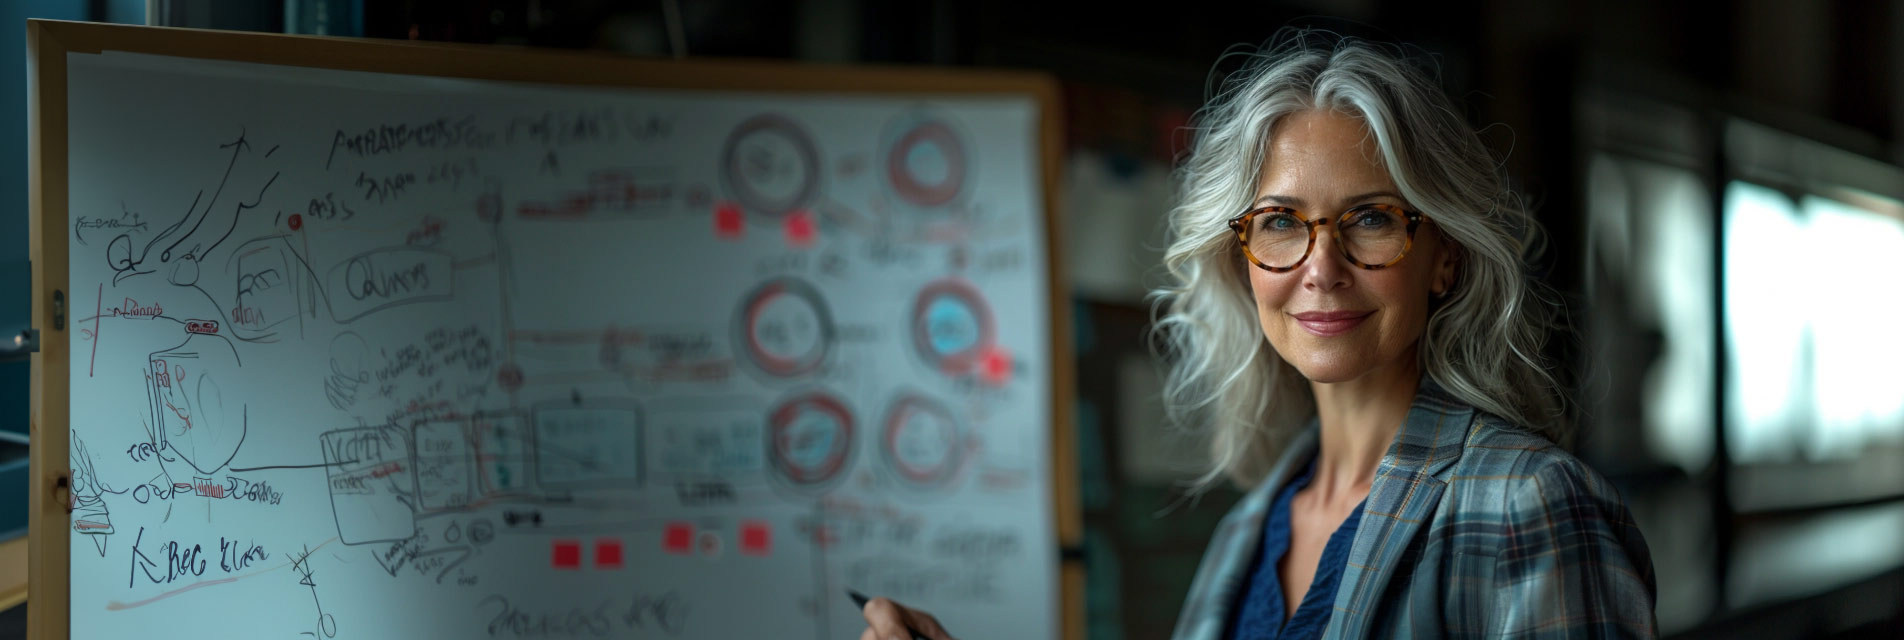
left=856, top=595, right=957, bottom=640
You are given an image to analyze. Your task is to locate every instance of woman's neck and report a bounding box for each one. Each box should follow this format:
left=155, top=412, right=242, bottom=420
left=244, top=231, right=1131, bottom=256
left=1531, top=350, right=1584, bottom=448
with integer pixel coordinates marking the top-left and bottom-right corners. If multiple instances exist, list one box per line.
left=1307, top=354, right=1421, bottom=504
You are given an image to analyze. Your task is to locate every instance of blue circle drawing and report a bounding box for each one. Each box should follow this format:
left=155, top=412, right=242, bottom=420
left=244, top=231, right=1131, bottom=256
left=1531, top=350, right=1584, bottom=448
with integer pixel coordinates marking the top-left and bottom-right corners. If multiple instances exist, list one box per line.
left=785, top=408, right=841, bottom=469
left=925, top=296, right=981, bottom=356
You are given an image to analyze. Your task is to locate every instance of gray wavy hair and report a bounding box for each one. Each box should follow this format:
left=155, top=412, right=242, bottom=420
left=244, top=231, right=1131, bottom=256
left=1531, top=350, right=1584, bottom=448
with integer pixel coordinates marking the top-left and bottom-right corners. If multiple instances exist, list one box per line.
left=1149, top=33, right=1566, bottom=489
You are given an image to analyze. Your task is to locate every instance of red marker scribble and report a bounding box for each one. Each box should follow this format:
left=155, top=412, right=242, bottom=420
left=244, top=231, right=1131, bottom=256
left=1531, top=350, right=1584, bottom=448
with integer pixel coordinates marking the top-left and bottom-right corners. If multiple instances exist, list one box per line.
left=518, top=170, right=672, bottom=220
left=516, top=203, right=572, bottom=220
left=715, top=201, right=744, bottom=239
left=551, top=540, right=582, bottom=569
left=497, top=363, right=525, bottom=393
left=811, top=524, right=838, bottom=549
left=230, top=305, right=263, bottom=326
left=663, top=523, right=693, bottom=555
left=153, top=361, right=195, bottom=432
left=405, top=216, right=444, bottom=246
left=399, top=399, right=452, bottom=417
left=193, top=480, right=226, bottom=498
left=741, top=521, right=772, bottom=556
left=980, top=346, right=1013, bottom=386
left=595, top=538, right=624, bottom=569
left=783, top=209, right=815, bottom=248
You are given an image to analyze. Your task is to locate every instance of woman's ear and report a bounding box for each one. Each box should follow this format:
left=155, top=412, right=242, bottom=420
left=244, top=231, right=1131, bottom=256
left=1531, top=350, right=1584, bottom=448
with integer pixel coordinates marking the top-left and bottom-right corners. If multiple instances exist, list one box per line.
left=1430, top=235, right=1460, bottom=296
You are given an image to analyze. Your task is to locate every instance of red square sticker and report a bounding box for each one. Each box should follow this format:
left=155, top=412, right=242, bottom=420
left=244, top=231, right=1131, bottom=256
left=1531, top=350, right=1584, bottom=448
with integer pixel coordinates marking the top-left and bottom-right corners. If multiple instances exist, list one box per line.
left=715, top=201, right=744, bottom=239
left=664, top=523, right=694, bottom=555
left=551, top=540, right=581, bottom=570
left=595, top=538, right=623, bottom=569
left=784, top=209, right=815, bottom=248
left=741, top=521, right=772, bottom=556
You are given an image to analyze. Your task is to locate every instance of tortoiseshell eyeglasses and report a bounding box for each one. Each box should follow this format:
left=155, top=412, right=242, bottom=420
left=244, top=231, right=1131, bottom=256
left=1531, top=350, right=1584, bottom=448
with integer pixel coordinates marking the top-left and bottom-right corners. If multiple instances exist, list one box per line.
left=1226, top=203, right=1428, bottom=272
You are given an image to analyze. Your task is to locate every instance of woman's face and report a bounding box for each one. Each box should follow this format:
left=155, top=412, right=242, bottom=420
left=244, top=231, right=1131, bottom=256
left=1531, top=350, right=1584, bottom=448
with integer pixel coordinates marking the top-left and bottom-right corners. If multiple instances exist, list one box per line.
left=1245, top=109, right=1457, bottom=385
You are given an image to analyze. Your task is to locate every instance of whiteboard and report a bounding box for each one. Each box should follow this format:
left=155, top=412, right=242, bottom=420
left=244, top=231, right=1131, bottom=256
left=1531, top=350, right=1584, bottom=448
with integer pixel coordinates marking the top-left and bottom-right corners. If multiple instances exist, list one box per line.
left=61, top=47, right=1055, bottom=640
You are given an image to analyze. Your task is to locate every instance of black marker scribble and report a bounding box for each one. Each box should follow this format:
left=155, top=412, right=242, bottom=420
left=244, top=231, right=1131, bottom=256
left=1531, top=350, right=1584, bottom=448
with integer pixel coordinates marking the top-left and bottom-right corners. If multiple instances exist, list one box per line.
left=292, top=544, right=338, bottom=638
left=105, top=128, right=280, bottom=286
left=74, top=202, right=149, bottom=246
left=72, top=431, right=116, bottom=557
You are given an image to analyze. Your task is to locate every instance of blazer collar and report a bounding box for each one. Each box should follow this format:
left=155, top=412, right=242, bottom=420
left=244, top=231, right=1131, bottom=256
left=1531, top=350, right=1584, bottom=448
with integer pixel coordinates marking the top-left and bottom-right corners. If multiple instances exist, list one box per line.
left=1377, top=376, right=1476, bottom=480
left=1324, top=376, right=1476, bottom=638
left=1171, top=377, right=1478, bottom=640
left=1172, top=423, right=1318, bottom=640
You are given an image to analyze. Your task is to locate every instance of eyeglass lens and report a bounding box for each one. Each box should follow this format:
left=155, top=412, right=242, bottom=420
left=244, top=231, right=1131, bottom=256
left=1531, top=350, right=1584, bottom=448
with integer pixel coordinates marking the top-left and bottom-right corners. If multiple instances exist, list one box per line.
left=1246, top=208, right=1409, bottom=268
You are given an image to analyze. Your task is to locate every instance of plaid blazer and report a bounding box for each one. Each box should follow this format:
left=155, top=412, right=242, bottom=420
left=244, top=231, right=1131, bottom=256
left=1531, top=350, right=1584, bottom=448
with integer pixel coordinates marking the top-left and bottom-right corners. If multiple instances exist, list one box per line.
left=1171, top=380, right=1657, bottom=639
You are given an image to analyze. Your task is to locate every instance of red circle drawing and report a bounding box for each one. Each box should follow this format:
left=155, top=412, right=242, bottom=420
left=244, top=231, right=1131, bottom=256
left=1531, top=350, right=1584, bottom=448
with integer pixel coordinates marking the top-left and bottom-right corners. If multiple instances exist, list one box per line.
left=767, top=392, right=855, bottom=486
left=722, top=115, right=822, bottom=217
left=885, top=121, right=967, bottom=207
left=288, top=214, right=303, bottom=231
left=882, top=394, right=962, bottom=486
left=738, top=279, right=834, bottom=378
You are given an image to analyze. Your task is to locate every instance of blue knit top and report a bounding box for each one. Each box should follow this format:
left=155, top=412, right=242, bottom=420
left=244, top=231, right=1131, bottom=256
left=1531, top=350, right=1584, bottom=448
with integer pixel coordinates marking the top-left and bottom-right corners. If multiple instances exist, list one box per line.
left=1225, top=458, right=1367, bottom=640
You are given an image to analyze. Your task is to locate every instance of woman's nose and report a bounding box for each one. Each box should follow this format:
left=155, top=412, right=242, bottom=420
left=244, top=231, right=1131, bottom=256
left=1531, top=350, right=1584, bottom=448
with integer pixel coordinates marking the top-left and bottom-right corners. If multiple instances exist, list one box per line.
left=1300, top=227, right=1353, bottom=291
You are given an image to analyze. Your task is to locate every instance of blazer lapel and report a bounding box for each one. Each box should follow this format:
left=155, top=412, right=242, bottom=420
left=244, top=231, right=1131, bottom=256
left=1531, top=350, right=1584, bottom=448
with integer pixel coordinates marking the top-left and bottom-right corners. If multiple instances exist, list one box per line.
left=1171, top=425, right=1319, bottom=640
left=1324, top=379, right=1474, bottom=638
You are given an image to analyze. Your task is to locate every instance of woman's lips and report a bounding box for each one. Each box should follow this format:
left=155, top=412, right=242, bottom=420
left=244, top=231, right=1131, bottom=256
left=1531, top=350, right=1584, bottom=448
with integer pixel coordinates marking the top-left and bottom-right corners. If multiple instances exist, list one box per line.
left=1291, top=310, right=1372, bottom=336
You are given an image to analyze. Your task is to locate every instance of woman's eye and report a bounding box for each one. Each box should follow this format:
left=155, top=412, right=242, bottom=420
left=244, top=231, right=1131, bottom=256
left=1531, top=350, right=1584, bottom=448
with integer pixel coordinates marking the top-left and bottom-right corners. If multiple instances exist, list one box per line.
left=1348, top=209, right=1393, bottom=227
left=1261, top=214, right=1301, bottom=231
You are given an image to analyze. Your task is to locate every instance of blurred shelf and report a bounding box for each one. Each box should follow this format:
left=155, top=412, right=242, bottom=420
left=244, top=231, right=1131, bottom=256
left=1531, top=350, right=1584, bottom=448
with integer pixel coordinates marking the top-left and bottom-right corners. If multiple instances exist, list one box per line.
left=1735, top=492, right=1904, bottom=523
left=1726, top=501, right=1904, bottom=612
left=1731, top=448, right=1904, bottom=515
left=1673, top=567, right=1904, bottom=640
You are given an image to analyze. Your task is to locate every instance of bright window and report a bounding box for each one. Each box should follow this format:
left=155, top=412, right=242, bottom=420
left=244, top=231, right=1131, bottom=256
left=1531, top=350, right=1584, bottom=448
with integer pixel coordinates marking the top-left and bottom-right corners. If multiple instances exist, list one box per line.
left=1724, top=181, right=1904, bottom=462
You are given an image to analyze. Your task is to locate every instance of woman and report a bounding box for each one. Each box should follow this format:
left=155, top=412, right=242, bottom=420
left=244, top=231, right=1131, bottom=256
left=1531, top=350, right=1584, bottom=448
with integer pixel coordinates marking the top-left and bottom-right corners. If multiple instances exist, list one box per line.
left=861, top=32, right=1656, bottom=640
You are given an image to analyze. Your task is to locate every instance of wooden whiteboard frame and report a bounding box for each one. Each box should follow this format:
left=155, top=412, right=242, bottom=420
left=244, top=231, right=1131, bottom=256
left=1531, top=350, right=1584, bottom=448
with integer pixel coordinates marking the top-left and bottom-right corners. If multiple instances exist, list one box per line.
left=26, top=19, right=1078, bottom=640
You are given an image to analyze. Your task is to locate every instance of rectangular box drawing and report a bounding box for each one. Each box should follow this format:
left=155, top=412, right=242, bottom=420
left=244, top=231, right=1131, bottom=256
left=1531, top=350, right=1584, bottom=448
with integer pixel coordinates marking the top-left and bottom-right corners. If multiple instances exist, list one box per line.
left=320, top=427, right=417, bottom=544
left=653, top=409, right=765, bottom=478
left=323, top=247, right=455, bottom=323
left=533, top=405, right=643, bottom=489
left=412, top=419, right=474, bottom=512
left=472, top=414, right=534, bottom=496
left=230, top=237, right=304, bottom=335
